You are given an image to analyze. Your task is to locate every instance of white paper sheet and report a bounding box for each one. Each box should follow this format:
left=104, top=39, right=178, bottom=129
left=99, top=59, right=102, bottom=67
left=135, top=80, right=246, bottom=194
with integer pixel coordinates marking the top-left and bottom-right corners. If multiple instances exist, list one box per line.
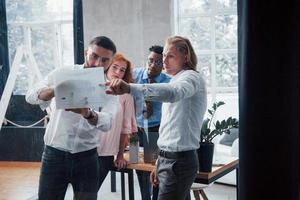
left=53, top=67, right=108, bottom=109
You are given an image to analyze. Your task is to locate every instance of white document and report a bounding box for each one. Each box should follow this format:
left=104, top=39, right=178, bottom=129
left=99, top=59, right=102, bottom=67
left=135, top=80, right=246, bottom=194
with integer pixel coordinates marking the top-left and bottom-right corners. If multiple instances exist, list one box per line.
left=53, top=67, right=108, bottom=109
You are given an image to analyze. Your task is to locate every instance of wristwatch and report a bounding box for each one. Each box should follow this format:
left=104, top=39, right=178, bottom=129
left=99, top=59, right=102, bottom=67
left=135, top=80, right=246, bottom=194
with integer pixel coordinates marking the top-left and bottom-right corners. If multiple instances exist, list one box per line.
left=84, top=109, right=95, bottom=120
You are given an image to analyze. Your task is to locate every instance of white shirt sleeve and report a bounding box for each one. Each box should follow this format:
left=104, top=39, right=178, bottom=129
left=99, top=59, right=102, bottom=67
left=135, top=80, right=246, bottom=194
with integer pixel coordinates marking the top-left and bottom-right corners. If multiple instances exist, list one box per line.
left=82, top=95, right=120, bottom=131
left=25, top=70, right=55, bottom=110
left=130, top=71, right=203, bottom=103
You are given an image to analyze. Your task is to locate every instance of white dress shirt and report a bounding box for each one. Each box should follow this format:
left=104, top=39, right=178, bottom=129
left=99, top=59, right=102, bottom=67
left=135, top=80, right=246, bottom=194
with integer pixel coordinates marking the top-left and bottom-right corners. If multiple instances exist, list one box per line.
left=26, top=65, right=119, bottom=153
left=130, top=69, right=207, bottom=152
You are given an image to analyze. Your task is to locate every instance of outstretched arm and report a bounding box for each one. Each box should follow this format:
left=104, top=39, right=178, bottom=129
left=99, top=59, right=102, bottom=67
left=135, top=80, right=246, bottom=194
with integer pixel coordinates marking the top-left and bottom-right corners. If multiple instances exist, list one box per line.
left=106, top=71, right=205, bottom=103
left=106, top=79, right=130, bottom=95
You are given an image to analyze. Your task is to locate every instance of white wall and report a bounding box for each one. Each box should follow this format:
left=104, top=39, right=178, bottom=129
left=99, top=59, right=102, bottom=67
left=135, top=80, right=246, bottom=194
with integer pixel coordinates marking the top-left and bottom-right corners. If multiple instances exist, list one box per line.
left=82, top=0, right=173, bottom=67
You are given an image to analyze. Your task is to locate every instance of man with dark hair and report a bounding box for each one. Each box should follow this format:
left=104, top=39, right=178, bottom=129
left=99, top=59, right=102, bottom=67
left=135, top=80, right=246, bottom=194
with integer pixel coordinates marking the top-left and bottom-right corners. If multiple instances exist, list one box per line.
left=133, top=45, right=171, bottom=200
left=85, top=36, right=116, bottom=71
left=149, top=45, right=163, bottom=55
left=26, top=36, right=118, bottom=200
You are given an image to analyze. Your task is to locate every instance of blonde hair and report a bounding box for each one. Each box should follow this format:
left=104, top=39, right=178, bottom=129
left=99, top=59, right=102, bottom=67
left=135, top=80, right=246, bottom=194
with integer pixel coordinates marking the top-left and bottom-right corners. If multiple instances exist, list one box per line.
left=165, top=36, right=198, bottom=71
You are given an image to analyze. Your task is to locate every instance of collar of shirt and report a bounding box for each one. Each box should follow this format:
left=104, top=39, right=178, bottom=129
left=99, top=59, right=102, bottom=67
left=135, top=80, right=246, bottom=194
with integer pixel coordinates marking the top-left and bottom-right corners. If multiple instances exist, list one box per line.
left=170, top=69, right=185, bottom=79
left=141, top=69, right=164, bottom=83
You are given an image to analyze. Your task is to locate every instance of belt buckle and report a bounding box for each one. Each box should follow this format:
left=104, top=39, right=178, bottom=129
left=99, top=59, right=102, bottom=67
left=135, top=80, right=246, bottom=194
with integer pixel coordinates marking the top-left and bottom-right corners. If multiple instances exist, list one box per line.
left=160, top=150, right=166, bottom=158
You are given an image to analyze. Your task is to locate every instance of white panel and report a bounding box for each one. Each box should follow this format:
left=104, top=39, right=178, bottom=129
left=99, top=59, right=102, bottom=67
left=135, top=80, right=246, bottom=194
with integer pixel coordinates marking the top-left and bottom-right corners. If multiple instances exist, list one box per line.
left=82, top=0, right=172, bottom=67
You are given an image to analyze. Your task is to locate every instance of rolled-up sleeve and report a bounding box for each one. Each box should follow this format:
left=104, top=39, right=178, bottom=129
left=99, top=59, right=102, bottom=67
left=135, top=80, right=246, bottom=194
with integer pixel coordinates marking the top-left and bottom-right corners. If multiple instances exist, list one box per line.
left=94, top=111, right=112, bottom=131
left=25, top=72, right=54, bottom=110
left=83, top=95, right=120, bottom=132
left=121, top=94, right=138, bottom=134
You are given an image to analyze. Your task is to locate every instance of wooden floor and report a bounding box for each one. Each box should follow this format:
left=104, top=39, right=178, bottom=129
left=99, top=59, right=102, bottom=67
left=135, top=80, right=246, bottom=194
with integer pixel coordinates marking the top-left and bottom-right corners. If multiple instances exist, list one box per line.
left=0, top=162, right=40, bottom=200
left=0, top=161, right=237, bottom=200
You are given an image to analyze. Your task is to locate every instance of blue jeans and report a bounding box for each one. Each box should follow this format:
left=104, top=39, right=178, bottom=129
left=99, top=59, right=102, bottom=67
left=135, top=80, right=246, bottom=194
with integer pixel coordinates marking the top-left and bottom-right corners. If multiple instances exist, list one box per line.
left=136, top=170, right=159, bottom=200
left=38, top=146, right=99, bottom=200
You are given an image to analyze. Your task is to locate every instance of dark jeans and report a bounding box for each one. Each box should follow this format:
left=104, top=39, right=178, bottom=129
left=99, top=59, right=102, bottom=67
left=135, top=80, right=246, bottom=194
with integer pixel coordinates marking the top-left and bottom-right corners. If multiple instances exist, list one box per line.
left=38, top=146, right=99, bottom=200
left=136, top=170, right=159, bottom=200
left=137, top=125, right=160, bottom=200
left=97, top=156, right=114, bottom=190
left=156, top=150, right=198, bottom=200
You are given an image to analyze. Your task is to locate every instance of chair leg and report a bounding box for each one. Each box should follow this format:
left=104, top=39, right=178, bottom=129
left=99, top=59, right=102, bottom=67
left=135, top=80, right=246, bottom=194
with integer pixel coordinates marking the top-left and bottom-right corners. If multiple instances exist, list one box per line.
left=199, top=190, right=208, bottom=200
left=193, top=190, right=201, bottom=200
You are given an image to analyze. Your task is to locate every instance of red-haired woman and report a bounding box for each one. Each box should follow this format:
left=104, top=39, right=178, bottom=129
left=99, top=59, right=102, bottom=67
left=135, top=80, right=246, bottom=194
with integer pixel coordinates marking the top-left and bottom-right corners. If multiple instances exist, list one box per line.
left=97, top=53, right=138, bottom=190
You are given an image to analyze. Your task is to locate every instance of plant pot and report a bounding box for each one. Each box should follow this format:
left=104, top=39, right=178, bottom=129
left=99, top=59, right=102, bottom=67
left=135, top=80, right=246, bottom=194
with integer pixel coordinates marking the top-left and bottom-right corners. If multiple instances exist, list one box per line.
left=197, top=142, right=214, bottom=172
left=129, top=142, right=139, bottom=163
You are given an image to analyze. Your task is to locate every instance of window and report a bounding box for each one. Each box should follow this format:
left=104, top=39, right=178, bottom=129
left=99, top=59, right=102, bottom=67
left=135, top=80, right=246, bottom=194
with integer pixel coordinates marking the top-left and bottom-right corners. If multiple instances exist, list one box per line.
left=6, top=0, right=74, bottom=94
left=175, top=0, right=238, bottom=119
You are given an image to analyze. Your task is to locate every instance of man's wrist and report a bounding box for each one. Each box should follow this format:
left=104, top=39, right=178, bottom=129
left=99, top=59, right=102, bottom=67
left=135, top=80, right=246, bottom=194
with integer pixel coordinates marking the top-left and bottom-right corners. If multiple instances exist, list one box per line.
left=117, top=152, right=124, bottom=159
left=84, top=109, right=94, bottom=119
left=38, top=87, right=54, bottom=101
left=84, top=109, right=98, bottom=126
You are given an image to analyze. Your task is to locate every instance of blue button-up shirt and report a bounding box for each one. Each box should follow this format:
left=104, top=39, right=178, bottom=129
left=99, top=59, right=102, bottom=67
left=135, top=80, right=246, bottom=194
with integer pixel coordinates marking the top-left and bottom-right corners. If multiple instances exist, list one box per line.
left=133, top=67, right=171, bottom=128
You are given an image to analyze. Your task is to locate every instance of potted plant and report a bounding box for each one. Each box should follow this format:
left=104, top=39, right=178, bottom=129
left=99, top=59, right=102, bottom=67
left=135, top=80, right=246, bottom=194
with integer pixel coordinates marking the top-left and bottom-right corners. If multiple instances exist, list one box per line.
left=129, top=133, right=139, bottom=163
left=198, top=101, right=239, bottom=172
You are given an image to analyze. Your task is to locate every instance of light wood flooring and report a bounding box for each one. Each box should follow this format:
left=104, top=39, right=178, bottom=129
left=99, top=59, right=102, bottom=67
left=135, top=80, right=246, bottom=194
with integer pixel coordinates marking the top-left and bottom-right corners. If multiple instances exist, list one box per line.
left=0, top=161, right=236, bottom=200
left=0, top=162, right=40, bottom=200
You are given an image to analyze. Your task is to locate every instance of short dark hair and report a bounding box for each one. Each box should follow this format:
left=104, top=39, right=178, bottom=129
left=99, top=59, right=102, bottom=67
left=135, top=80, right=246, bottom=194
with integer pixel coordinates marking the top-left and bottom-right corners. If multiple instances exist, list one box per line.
left=89, top=36, right=117, bottom=54
left=149, top=45, right=163, bottom=55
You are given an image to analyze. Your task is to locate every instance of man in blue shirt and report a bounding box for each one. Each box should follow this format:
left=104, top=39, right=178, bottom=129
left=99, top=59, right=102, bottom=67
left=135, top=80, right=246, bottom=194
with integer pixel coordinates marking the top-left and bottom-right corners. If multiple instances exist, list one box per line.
left=133, top=45, right=171, bottom=200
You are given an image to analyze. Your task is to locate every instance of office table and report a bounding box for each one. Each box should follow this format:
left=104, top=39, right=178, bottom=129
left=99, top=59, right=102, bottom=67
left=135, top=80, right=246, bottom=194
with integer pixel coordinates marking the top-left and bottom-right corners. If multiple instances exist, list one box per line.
left=111, top=153, right=239, bottom=200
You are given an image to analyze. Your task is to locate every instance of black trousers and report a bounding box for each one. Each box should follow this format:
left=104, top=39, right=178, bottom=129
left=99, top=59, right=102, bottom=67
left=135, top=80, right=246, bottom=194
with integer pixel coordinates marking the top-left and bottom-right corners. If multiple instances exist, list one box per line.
left=156, top=151, right=198, bottom=200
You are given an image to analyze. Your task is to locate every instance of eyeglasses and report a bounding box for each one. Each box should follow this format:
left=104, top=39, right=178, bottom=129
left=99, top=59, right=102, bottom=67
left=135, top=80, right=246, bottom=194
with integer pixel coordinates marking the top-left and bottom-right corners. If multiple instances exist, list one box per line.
left=147, top=58, right=163, bottom=67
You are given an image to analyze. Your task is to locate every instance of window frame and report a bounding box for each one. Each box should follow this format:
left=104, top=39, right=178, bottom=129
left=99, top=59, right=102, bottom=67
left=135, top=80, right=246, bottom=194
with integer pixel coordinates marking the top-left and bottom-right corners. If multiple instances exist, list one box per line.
left=4, top=0, right=81, bottom=95
left=174, top=0, right=238, bottom=102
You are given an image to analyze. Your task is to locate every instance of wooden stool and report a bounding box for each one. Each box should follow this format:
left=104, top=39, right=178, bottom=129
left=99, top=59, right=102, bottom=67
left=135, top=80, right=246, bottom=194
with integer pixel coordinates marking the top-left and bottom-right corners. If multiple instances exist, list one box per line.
left=190, top=183, right=211, bottom=200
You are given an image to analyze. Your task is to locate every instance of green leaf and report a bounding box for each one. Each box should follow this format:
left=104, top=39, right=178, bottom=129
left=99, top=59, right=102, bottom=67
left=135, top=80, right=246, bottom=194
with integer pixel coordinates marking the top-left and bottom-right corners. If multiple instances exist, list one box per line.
left=212, top=103, right=217, bottom=111
left=215, top=121, right=221, bottom=129
left=226, top=117, right=233, bottom=125
left=216, top=101, right=225, bottom=108
left=201, top=100, right=239, bottom=143
left=201, top=118, right=210, bottom=131
left=129, top=134, right=139, bottom=144
left=205, top=129, right=210, bottom=135
left=232, top=118, right=239, bottom=127
left=221, top=120, right=226, bottom=128
left=211, top=129, right=221, bottom=137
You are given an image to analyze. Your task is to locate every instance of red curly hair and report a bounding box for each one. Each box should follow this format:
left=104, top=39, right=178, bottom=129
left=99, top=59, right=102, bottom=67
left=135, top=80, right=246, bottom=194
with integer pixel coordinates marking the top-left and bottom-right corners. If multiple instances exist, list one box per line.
left=109, top=53, right=134, bottom=83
